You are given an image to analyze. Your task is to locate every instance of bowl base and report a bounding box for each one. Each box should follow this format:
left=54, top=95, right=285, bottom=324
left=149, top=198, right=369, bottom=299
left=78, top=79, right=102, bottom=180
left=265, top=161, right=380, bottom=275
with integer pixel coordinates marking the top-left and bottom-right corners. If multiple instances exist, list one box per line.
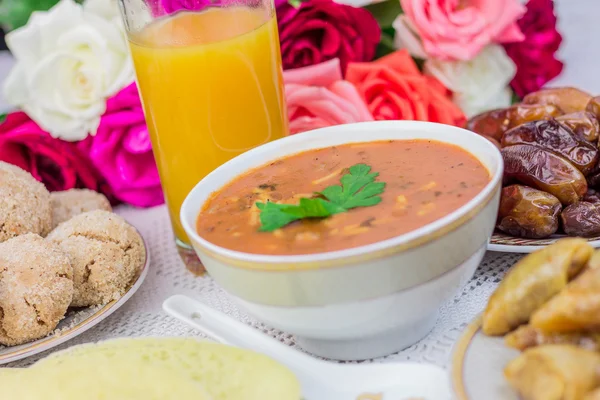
left=296, top=312, right=438, bottom=361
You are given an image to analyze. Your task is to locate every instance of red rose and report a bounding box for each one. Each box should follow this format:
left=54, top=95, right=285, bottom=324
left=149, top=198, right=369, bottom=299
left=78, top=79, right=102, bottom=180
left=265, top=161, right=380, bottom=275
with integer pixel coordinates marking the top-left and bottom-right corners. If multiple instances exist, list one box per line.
left=0, top=112, right=114, bottom=199
left=503, top=0, right=564, bottom=98
left=277, top=0, right=380, bottom=73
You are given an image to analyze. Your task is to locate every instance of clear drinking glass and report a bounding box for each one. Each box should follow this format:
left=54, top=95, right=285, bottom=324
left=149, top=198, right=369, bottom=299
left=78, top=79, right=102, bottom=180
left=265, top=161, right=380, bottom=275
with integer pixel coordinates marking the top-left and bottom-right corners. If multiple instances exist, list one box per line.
left=118, top=0, right=288, bottom=274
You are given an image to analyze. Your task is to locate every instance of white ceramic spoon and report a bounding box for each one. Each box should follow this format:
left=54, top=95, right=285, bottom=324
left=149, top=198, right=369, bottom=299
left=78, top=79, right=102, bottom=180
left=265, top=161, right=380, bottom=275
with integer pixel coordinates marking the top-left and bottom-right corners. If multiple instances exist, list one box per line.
left=163, top=295, right=452, bottom=400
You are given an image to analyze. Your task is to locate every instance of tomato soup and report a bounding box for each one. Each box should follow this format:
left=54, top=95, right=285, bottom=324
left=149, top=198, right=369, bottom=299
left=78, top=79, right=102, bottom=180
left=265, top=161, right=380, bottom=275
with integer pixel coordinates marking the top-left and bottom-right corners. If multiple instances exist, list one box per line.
left=196, top=140, right=490, bottom=255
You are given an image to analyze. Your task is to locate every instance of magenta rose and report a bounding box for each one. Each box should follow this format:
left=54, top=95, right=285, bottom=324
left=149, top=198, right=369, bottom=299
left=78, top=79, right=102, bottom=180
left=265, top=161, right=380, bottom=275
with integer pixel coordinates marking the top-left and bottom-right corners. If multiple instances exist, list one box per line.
left=78, top=83, right=164, bottom=208
left=160, top=0, right=210, bottom=13
left=151, top=0, right=256, bottom=15
left=0, top=112, right=113, bottom=197
left=277, top=0, right=380, bottom=73
left=503, top=0, right=564, bottom=98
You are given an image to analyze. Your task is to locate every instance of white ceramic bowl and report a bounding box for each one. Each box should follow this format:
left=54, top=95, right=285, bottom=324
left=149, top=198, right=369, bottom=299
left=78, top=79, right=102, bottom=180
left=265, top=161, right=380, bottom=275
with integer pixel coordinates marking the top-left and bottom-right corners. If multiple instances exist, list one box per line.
left=181, top=121, right=503, bottom=361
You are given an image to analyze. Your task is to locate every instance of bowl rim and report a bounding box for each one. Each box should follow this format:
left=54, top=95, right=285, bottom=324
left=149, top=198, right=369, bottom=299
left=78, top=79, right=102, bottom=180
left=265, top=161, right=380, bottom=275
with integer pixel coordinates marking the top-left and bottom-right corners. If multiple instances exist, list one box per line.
left=181, top=120, right=503, bottom=269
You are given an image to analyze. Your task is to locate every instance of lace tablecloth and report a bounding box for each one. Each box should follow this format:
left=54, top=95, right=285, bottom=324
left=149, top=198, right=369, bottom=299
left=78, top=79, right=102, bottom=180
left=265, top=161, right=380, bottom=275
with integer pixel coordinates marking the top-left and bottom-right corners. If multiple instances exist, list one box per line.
left=8, top=204, right=524, bottom=368
left=2, top=0, right=597, bottom=368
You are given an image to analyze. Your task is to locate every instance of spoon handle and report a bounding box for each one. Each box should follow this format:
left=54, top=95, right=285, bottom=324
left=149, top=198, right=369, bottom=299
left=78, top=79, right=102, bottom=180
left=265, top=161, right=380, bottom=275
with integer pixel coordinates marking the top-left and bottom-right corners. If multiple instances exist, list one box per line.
left=163, top=295, right=327, bottom=378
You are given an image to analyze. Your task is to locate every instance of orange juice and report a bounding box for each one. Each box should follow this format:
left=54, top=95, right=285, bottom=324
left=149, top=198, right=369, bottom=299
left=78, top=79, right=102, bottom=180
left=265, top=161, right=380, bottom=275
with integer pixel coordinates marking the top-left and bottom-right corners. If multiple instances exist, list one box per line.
left=129, top=8, right=288, bottom=244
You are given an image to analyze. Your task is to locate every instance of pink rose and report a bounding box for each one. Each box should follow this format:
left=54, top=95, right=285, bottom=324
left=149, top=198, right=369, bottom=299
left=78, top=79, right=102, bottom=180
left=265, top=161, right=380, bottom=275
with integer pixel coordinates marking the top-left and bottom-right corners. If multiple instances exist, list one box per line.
left=284, top=58, right=373, bottom=134
left=0, top=112, right=112, bottom=197
left=78, top=83, right=164, bottom=208
left=503, top=0, right=564, bottom=98
left=401, top=0, right=526, bottom=61
left=277, top=0, right=380, bottom=72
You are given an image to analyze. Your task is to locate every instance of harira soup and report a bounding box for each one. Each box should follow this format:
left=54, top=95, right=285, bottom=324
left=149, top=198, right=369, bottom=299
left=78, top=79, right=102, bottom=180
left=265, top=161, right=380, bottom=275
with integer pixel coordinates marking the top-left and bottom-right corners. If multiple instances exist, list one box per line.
left=196, top=140, right=491, bottom=255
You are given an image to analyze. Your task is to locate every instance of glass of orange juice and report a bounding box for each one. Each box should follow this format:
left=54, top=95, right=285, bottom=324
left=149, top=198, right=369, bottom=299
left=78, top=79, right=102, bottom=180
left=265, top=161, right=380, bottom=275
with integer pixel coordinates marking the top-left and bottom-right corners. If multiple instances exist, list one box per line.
left=118, top=0, right=288, bottom=273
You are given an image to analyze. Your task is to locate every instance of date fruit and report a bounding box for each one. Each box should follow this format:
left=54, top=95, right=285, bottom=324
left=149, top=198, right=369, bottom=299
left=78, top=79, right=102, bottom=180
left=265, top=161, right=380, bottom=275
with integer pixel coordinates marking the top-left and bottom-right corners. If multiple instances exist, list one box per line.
left=586, top=96, right=600, bottom=122
left=562, top=202, right=600, bottom=237
left=497, top=185, right=561, bottom=239
left=466, top=109, right=510, bottom=141
left=556, top=111, right=600, bottom=142
left=584, top=189, right=600, bottom=204
left=467, top=104, right=561, bottom=142
left=501, top=119, right=599, bottom=174
left=502, top=144, right=587, bottom=205
left=523, top=87, right=593, bottom=113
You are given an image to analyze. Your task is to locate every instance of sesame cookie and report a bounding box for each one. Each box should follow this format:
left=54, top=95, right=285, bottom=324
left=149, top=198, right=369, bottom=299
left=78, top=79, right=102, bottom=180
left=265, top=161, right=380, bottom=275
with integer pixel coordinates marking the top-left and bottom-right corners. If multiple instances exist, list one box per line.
left=47, top=211, right=145, bottom=307
left=0, top=234, right=73, bottom=346
left=0, top=162, right=52, bottom=242
left=50, top=189, right=112, bottom=229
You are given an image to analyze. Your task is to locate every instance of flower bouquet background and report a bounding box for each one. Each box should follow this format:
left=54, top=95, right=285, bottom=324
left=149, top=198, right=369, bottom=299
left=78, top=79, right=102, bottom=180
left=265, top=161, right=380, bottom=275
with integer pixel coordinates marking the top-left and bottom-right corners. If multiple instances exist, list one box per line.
left=0, top=0, right=564, bottom=207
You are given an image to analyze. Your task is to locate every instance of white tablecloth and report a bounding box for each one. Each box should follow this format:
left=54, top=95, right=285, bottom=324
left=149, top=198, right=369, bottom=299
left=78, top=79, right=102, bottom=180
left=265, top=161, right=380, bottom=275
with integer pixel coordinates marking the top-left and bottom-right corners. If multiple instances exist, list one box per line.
left=1, top=0, right=598, bottom=368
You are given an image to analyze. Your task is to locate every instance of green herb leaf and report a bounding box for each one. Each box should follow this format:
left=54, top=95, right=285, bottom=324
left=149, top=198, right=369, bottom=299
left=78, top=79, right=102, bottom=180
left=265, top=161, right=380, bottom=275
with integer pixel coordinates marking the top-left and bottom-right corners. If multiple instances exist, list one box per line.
left=257, top=163, right=386, bottom=232
left=256, top=202, right=302, bottom=232
left=320, top=164, right=385, bottom=208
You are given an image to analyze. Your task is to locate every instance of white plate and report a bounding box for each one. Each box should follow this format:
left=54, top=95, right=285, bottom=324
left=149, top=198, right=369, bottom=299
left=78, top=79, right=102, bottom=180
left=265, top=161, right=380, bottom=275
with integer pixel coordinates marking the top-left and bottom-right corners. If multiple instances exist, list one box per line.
left=488, top=231, right=600, bottom=253
left=450, top=317, right=520, bottom=400
left=0, top=235, right=150, bottom=365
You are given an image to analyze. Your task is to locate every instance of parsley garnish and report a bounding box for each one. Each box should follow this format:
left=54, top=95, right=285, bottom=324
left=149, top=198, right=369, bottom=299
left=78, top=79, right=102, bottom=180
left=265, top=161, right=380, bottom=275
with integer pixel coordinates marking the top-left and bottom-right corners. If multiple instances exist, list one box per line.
left=256, top=164, right=386, bottom=232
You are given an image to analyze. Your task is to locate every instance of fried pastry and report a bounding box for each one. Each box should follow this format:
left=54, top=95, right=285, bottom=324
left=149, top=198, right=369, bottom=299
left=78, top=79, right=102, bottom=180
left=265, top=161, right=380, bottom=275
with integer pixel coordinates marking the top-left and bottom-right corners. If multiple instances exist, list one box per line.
left=531, top=250, right=600, bottom=333
left=505, top=324, right=600, bottom=352
left=585, top=388, right=600, bottom=400
left=482, top=238, right=593, bottom=335
left=504, top=345, right=600, bottom=400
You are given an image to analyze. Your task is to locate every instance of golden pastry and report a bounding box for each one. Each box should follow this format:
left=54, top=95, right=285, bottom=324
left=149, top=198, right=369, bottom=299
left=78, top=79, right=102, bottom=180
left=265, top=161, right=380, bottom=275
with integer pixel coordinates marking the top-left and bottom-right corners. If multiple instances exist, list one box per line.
left=483, top=238, right=593, bottom=335
left=505, top=324, right=600, bottom=352
left=531, top=250, right=600, bottom=333
left=505, top=345, right=600, bottom=400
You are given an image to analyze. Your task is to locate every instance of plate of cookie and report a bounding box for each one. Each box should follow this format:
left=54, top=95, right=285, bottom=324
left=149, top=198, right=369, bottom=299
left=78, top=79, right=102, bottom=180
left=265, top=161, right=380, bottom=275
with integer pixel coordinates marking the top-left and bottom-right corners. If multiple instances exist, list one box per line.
left=0, top=162, right=149, bottom=365
left=452, top=238, right=600, bottom=400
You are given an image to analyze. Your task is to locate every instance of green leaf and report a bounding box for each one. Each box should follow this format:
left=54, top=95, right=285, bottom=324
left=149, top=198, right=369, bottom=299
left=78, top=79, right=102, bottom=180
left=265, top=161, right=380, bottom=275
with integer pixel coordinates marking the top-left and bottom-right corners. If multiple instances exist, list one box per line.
left=257, top=202, right=301, bottom=232
left=257, top=163, right=386, bottom=232
left=0, top=0, right=64, bottom=32
left=375, top=32, right=396, bottom=59
left=320, top=164, right=384, bottom=209
left=413, top=57, right=426, bottom=71
left=511, top=90, right=521, bottom=105
left=0, top=113, right=7, bottom=124
left=288, top=0, right=302, bottom=7
left=363, top=0, right=403, bottom=28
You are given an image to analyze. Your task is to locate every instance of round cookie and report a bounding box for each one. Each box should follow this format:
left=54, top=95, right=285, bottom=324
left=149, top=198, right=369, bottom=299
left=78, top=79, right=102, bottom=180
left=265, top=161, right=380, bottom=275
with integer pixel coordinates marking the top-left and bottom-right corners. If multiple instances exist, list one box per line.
left=50, top=189, right=112, bottom=229
left=0, top=234, right=73, bottom=346
left=0, top=162, right=52, bottom=242
left=47, top=210, right=145, bottom=307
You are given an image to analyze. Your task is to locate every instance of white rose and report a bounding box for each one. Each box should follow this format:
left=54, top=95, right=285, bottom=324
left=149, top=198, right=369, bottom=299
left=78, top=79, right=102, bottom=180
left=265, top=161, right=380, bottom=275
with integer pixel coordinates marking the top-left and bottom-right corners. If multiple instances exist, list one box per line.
left=392, top=15, right=428, bottom=60
left=84, top=0, right=121, bottom=23
left=2, top=0, right=134, bottom=141
left=424, top=45, right=517, bottom=118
